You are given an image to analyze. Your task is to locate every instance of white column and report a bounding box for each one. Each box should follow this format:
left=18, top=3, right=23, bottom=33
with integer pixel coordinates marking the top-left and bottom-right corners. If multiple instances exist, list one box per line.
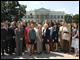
left=44, top=13, right=45, bottom=22
left=26, top=15, right=28, bottom=22
left=60, top=15, right=61, bottom=20
left=48, top=13, right=50, bottom=22
left=35, top=13, right=36, bottom=22
left=39, top=13, right=41, bottom=22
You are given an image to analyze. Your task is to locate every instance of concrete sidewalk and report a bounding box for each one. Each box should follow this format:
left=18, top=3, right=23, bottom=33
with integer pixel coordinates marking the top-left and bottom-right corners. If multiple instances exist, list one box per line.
left=1, top=48, right=79, bottom=59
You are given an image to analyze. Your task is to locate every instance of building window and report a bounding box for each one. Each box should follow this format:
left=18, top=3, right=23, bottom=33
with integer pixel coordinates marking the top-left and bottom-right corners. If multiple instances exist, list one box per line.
left=45, top=15, right=47, bottom=18
left=61, top=15, right=63, bottom=18
left=37, top=15, right=39, bottom=18
left=54, top=20, right=56, bottom=21
left=28, top=20, right=30, bottom=22
left=25, top=16, right=26, bottom=18
left=51, top=15, right=53, bottom=18
left=51, top=20, right=52, bottom=22
left=54, top=15, right=56, bottom=18
left=28, top=15, right=30, bottom=18
left=30, top=13, right=32, bottom=15
left=58, top=15, right=60, bottom=18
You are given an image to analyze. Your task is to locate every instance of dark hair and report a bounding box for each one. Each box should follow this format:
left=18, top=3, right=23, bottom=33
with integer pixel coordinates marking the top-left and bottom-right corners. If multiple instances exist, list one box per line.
left=34, top=24, right=37, bottom=27
left=74, top=22, right=78, bottom=28
left=17, top=21, right=20, bottom=23
left=27, top=23, right=30, bottom=25
left=54, top=24, right=57, bottom=26
left=59, top=20, right=62, bottom=22
left=64, top=21, right=68, bottom=24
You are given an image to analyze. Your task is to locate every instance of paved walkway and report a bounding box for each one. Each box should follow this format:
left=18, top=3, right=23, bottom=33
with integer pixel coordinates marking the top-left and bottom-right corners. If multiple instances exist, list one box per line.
left=1, top=48, right=79, bottom=59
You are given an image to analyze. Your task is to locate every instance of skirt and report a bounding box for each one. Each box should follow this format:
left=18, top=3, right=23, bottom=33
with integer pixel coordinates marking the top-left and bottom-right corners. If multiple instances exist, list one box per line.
left=71, top=38, right=79, bottom=49
left=28, top=39, right=35, bottom=45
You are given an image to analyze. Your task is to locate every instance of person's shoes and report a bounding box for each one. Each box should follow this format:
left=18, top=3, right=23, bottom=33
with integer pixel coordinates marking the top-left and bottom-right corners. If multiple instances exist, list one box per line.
left=60, top=49, right=63, bottom=51
left=22, top=50, right=24, bottom=52
left=31, top=52, right=35, bottom=54
left=46, top=52, right=50, bottom=54
left=54, top=50, right=58, bottom=52
left=50, top=50, right=52, bottom=51
left=73, top=54, right=77, bottom=57
left=2, top=54, right=6, bottom=56
left=40, top=52, right=42, bottom=54
left=67, top=53, right=69, bottom=55
left=17, top=55, right=20, bottom=56
left=6, top=52, right=10, bottom=54
left=71, top=50, right=74, bottom=52
left=13, top=51, right=16, bottom=53
left=20, top=54, right=22, bottom=55
left=9, top=53, right=13, bottom=55
left=38, top=53, right=40, bottom=55
left=29, top=54, right=31, bottom=56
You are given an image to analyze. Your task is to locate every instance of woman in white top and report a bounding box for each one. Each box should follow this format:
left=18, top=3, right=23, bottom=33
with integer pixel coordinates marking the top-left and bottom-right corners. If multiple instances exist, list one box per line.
left=62, top=21, right=70, bottom=55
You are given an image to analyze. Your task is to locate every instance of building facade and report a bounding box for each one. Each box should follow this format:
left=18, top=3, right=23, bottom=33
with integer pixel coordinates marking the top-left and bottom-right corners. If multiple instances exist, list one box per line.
left=21, top=7, right=65, bottom=22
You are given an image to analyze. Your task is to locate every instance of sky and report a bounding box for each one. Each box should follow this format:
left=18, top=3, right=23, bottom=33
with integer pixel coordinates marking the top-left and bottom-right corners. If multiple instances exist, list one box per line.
left=19, top=1, right=79, bottom=15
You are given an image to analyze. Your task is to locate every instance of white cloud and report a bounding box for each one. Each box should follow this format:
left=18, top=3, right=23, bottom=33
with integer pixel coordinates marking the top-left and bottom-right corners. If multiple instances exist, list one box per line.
left=73, top=13, right=76, bottom=15
left=32, top=1, right=39, bottom=5
left=56, top=8, right=69, bottom=14
left=56, top=8, right=65, bottom=11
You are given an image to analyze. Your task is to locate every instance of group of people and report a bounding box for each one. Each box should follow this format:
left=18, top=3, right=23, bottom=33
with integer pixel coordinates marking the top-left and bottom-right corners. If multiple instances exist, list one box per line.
left=1, top=19, right=79, bottom=57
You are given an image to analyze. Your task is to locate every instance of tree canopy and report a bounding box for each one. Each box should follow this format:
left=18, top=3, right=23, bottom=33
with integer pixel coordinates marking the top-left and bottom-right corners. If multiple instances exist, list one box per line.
left=72, top=14, right=79, bottom=23
left=1, top=1, right=27, bottom=22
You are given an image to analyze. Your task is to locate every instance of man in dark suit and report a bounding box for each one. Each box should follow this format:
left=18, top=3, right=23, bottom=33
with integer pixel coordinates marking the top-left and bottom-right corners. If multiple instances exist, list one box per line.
left=23, top=20, right=27, bottom=29
left=1, top=22, right=12, bottom=56
left=9, top=22, right=16, bottom=54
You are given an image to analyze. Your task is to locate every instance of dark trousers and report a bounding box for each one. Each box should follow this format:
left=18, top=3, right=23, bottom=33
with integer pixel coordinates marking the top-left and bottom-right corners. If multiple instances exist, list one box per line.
left=5, top=40, right=9, bottom=53
left=13, top=38, right=16, bottom=48
left=22, top=37, right=26, bottom=51
left=43, top=39, right=46, bottom=51
left=9, top=38, right=15, bottom=53
left=1, top=40, right=6, bottom=54
left=63, top=40, right=70, bottom=53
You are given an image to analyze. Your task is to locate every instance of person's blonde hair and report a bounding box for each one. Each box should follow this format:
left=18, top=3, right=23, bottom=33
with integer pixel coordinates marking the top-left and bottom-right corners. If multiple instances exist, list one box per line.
left=44, top=23, right=48, bottom=28
left=37, top=24, right=41, bottom=29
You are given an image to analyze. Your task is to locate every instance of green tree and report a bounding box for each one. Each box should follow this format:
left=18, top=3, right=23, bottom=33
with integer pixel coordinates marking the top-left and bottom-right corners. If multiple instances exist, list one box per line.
left=1, top=1, right=27, bottom=22
left=65, top=14, right=72, bottom=23
left=72, top=14, right=79, bottom=23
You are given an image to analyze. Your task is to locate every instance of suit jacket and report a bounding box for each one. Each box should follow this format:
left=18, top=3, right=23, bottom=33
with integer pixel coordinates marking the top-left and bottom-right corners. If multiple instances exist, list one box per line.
left=9, top=27, right=15, bottom=37
left=43, top=28, right=50, bottom=40
left=15, top=29, right=24, bottom=42
left=23, top=24, right=27, bottom=29
left=1, top=27, right=13, bottom=41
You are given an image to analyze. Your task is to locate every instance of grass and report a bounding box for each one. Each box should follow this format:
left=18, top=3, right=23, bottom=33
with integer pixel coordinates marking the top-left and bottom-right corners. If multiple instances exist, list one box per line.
left=68, top=24, right=71, bottom=27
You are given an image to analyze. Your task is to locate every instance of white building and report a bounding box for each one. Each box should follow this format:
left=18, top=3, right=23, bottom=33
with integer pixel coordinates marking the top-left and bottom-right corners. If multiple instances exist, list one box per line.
left=21, top=7, right=65, bottom=22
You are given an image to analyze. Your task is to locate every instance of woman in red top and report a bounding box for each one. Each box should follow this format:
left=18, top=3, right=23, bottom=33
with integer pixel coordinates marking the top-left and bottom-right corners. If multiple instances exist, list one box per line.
left=24, top=23, right=30, bottom=53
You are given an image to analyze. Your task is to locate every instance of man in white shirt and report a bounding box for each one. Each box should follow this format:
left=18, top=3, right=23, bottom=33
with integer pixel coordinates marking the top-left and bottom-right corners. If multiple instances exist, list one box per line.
left=59, top=21, right=65, bottom=51
left=34, top=24, right=38, bottom=32
left=36, top=19, right=39, bottom=26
